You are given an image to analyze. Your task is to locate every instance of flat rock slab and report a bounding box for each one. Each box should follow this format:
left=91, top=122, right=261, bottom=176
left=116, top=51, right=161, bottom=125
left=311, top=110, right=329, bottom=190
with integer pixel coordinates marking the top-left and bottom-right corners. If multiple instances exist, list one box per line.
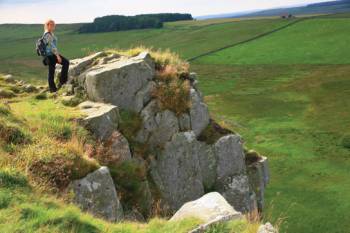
left=71, top=167, right=124, bottom=222
left=79, top=101, right=119, bottom=141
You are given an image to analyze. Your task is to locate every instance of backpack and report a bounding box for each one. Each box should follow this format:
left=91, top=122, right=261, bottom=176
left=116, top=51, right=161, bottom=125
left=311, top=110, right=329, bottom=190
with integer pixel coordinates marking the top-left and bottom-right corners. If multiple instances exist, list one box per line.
left=36, top=32, right=50, bottom=57
left=36, top=32, right=50, bottom=66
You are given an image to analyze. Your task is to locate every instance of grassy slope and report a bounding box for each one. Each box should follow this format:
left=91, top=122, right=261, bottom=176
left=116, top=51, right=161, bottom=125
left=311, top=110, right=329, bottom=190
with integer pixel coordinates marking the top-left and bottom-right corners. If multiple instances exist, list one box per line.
left=197, top=18, right=350, bottom=64
left=192, top=15, right=350, bottom=233
left=192, top=64, right=350, bottom=233
left=1, top=15, right=350, bottom=233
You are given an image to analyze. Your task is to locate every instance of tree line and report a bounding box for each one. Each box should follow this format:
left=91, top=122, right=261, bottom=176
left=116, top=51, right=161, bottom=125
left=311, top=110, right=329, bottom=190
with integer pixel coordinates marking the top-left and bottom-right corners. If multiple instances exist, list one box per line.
left=79, top=13, right=193, bottom=33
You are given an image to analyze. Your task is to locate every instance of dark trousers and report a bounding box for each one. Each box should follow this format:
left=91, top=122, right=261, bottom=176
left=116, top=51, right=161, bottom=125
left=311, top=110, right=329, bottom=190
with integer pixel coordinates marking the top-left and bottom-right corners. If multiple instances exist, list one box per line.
left=47, top=54, right=69, bottom=92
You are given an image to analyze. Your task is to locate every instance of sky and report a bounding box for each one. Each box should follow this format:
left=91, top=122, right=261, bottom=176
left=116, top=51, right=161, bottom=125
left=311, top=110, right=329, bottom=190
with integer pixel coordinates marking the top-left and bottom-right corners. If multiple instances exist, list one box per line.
left=0, top=0, right=332, bottom=24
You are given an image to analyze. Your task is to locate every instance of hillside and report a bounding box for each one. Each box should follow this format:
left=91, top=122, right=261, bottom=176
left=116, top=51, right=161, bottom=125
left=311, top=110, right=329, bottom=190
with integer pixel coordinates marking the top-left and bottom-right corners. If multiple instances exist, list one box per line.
left=0, top=14, right=350, bottom=233
left=198, top=0, right=350, bottom=19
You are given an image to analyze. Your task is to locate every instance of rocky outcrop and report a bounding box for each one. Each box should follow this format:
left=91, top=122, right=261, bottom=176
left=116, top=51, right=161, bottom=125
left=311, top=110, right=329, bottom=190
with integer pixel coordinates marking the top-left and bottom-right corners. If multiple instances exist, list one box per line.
left=71, top=167, right=124, bottom=222
left=79, top=101, right=119, bottom=141
left=66, top=51, right=270, bottom=220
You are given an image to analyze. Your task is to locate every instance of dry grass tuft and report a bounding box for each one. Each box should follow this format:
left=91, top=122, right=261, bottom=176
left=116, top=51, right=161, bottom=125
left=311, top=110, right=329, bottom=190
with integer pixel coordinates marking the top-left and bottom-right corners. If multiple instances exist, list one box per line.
left=106, top=46, right=188, bottom=71
left=152, top=65, right=191, bottom=116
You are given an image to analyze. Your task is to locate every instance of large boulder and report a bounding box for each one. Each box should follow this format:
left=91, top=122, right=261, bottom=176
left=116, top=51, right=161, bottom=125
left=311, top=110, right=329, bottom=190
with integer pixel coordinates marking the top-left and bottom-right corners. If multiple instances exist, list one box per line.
left=189, top=88, right=210, bottom=136
left=78, top=101, right=120, bottom=141
left=71, top=167, right=124, bottom=222
left=170, top=192, right=242, bottom=222
left=84, top=52, right=155, bottom=112
left=150, top=132, right=204, bottom=211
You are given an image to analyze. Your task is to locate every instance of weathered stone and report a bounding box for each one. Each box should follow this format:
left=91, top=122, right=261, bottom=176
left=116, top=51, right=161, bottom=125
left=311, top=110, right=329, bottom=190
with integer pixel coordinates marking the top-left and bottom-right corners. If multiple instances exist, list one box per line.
left=135, top=81, right=156, bottom=111
left=220, top=174, right=251, bottom=213
left=136, top=100, right=179, bottom=146
left=214, top=134, right=246, bottom=182
left=150, top=132, right=204, bottom=211
left=84, top=53, right=155, bottom=112
left=258, top=222, right=278, bottom=233
left=69, top=52, right=107, bottom=77
left=133, top=51, right=155, bottom=69
left=71, top=167, right=124, bottom=222
left=170, top=192, right=242, bottom=222
left=78, top=101, right=119, bottom=141
left=178, top=113, right=191, bottom=131
left=196, top=141, right=216, bottom=190
left=247, top=156, right=270, bottom=211
left=98, top=53, right=121, bottom=65
left=107, top=131, right=132, bottom=164
left=214, top=134, right=251, bottom=212
left=189, top=88, right=209, bottom=136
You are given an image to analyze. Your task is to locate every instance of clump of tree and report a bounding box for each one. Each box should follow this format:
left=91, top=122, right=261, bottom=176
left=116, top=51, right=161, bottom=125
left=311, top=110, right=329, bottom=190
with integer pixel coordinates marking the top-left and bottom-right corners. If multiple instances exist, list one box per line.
left=79, top=13, right=193, bottom=33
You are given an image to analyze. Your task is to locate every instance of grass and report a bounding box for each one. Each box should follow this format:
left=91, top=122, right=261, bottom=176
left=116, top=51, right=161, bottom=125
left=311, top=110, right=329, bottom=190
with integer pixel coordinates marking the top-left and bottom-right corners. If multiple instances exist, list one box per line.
left=197, top=18, right=350, bottom=64
left=192, top=63, right=350, bottom=233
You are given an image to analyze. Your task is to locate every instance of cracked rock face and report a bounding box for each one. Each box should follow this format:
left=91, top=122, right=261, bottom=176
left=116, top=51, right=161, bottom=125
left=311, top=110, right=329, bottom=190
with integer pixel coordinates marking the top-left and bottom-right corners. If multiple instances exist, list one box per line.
left=220, top=174, right=251, bottom=213
left=150, top=132, right=204, bottom=211
left=247, top=156, right=270, bottom=212
left=71, top=167, right=124, bottom=222
left=189, top=88, right=210, bottom=136
left=136, top=100, right=180, bottom=147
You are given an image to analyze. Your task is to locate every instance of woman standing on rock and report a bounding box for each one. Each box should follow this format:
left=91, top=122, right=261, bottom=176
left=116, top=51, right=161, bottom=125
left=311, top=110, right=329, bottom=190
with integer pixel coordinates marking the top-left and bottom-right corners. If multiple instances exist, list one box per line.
left=43, top=19, right=69, bottom=92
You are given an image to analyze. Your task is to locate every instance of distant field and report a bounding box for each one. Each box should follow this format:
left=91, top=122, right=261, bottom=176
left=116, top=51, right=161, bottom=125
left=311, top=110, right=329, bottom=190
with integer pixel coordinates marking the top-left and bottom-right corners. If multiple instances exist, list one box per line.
left=197, top=18, right=350, bottom=64
left=0, top=15, right=349, bottom=233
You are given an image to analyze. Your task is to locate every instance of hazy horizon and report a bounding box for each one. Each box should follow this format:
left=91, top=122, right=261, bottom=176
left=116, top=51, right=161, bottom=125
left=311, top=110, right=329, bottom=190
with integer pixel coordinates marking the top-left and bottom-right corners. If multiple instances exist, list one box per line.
left=0, top=0, right=333, bottom=24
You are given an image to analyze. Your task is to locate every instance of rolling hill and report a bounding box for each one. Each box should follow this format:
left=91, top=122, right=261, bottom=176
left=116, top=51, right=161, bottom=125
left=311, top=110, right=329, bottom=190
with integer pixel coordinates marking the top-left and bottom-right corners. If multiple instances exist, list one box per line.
left=198, top=0, right=350, bottom=19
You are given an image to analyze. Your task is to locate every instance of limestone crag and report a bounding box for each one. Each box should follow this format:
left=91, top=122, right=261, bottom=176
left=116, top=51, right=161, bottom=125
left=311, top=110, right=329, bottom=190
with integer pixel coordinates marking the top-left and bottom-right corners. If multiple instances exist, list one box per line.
left=64, top=51, right=270, bottom=221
